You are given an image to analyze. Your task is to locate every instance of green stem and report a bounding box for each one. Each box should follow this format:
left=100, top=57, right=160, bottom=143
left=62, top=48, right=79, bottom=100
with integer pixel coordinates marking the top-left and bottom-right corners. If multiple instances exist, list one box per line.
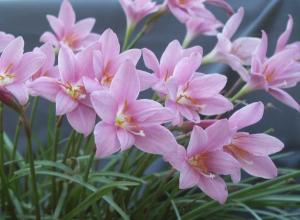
left=30, top=97, right=40, bottom=127
left=201, top=51, right=216, bottom=65
left=62, top=130, right=76, bottom=164
left=51, top=116, right=62, bottom=211
left=83, top=147, right=96, bottom=182
left=182, top=33, right=193, bottom=49
left=0, top=102, right=7, bottom=211
left=230, top=84, right=252, bottom=103
left=225, top=78, right=244, bottom=98
left=122, top=22, right=136, bottom=51
left=12, top=118, right=22, bottom=161
left=0, top=103, right=16, bottom=220
left=21, top=108, right=41, bottom=220
left=125, top=9, right=166, bottom=50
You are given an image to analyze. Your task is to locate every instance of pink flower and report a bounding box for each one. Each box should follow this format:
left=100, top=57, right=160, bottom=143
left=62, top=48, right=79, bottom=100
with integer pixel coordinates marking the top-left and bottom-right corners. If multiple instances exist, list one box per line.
left=167, top=0, right=233, bottom=23
left=166, top=120, right=239, bottom=204
left=0, top=32, right=14, bottom=52
left=165, top=52, right=233, bottom=125
left=225, top=102, right=284, bottom=181
left=246, top=18, right=300, bottom=111
left=119, top=0, right=162, bottom=26
left=31, top=43, right=59, bottom=80
left=83, top=29, right=153, bottom=93
left=0, top=37, right=45, bottom=105
left=91, top=60, right=177, bottom=158
left=142, top=40, right=202, bottom=95
left=184, top=8, right=223, bottom=42
left=28, top=45, right=96, bottom=136
left=205, top=8, right=261, bottom=81
left=40, top=0, right=100, bottom=51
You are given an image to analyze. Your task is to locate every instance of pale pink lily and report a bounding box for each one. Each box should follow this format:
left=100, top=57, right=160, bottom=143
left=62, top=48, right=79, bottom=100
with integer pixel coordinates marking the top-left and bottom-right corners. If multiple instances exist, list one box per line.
left=40, top=0, right=100, bottom=51
left=167, top=0, right=233, bottom=23
left=142, top=40, right=202, bottom=95
left=28, top=45, right=96, bottom=136
left=184, top=8, right=223, bottom=44
left=165, top=52, right=233, bottom=125
left=119, top=0, right=162, bottom=26
left=225, top=102, right=284, bottom=181
left=31, top=43, right=59, bottom=80
left=91, top=60, right=176, bottom=158
left=166, top=121, right=239, bottom=204
left=0, top=37, right=45, bottom=105
left=246, top=26, right=300, bottom=111
left=204, top=8, right=261, bottom=81
left=0, top=32, right=14, bottom=52
left=83, top=29, right=153, bottom=93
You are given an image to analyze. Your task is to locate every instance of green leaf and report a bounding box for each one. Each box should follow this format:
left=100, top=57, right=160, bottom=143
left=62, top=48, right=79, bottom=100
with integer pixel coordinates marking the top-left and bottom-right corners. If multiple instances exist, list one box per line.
left=61, top=182, right=135, bottom=220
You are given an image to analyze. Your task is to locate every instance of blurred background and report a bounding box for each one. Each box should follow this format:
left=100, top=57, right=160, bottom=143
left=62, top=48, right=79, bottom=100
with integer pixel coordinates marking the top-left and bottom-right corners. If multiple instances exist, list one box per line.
left=1, top=0, right=300, bottom=167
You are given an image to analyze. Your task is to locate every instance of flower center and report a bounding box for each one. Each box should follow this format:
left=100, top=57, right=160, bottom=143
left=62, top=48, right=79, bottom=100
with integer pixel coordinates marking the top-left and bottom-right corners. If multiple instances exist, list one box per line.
left=63, top=82, right=86, bottom=100
left=188, top=154, right=215, bottom=178
left=0, top=65, right=15, bottom=86
left=63, top=33, right=77, bottom=49
left=225, top=144, right=253, bottom=165
left=115, top=102, right=145, bottom=137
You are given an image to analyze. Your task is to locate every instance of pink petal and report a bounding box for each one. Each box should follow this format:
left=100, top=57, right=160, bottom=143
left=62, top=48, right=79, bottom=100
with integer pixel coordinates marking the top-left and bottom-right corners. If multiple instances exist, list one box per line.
left=118, top=49, right=141, bottom=66
left=66, top=104, right=96, bottom=136
left=200, top=94, right=233, bottom=116
left=205, top=119, right=231, bottom=151
left=82, top=76, right=101, bottom=94
left=5, top=83, right=28, bottom=105
left=165, top=144, right=186, bottom=171
left=160, top=40, right=183, bottom=76
left=197, top=175, right=228, bottom=204
left=73, top=18, right=95, bottom=39
left=205, top=150, right=240, bottom=177
left=110, top=60, right=140, bottom=104
left=138, top=70, right=156, bottom=91
left=187, top=125, right=208, bottom=157
left=99, top=29, right=120, bottom=63
left=172, top=52, right=202, bottom=85
left=46, top=15, right=64, bottom=38
left=268, top=87, right=300, bottom=111
left=58, top=0, right=76, bottom=27
left=179, top=163, right=199, bottom=189
left=40, top=32, right=58, bottom=46
left=94, top=121, right=120, bottom=158
left=229, top=102, right=264, bottom=131
left=188, top=74, right=227, bottom=98
left=239, top=154, right=277, bottom=179
left=56, top=90, right=78, bottom=115
left=275, top=15, right=293, bottom=53
left=135, top=125, right=178, bottom=156
left=205, top=0, right=234, bottom=15
left=142, top=48, right=160, bottom=74
left=116, top=129, right=135, bottom=151
left=177, top=105, right=201, bottom=123
left=129, top=99, right=173, bottom=125
left=222, top=7, right=244, bottom=39
left=15, top=52, right=46, bottom=82
left=92, top=50, right=104, bottom=80
left=254, top=31, right=268, bottom=62
left=58, top=45, right=77, bottom=83
left=90, top=90, right=118, bottom=124
left=0, top=32, right=14, bottom=52
left=27, top=76, right=60, bottom=102
left=232, top=37, right=261, bottom=65
left=37, top=43, right=55, bottom=74
left=232, top=133, right=284, bottom=156
left=0, top=37, right=24, bottom=69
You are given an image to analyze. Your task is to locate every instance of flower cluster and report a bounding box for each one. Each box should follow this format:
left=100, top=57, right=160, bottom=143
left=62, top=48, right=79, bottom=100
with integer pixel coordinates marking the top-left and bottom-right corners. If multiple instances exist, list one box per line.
left=1, top=0, right=299, bottom=204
